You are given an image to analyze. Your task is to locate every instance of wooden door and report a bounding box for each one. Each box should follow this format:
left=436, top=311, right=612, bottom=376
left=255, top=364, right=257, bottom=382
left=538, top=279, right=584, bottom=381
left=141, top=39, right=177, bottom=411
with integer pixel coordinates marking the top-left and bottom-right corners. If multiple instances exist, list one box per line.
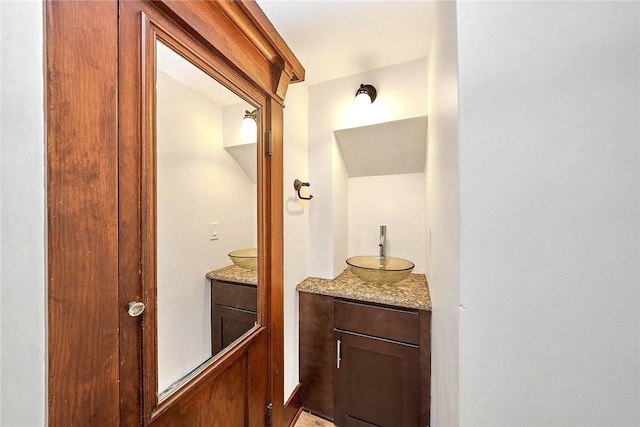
left=47, top=0, right=303, bottom=424
left=119, top=1, right=268, bottom=425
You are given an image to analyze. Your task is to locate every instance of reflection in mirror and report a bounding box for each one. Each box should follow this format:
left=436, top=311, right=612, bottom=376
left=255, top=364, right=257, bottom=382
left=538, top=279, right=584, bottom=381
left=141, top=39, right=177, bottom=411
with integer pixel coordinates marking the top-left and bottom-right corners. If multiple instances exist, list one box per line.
left=155, top=40, right=258, bottom=400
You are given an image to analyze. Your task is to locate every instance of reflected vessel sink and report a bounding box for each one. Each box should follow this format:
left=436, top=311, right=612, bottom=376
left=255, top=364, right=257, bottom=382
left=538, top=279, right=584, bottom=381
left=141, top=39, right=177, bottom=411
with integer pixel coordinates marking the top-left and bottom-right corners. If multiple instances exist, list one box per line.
left=228, top=248, right=257, bottom=270
left=346, top=256, right=415, bottom=285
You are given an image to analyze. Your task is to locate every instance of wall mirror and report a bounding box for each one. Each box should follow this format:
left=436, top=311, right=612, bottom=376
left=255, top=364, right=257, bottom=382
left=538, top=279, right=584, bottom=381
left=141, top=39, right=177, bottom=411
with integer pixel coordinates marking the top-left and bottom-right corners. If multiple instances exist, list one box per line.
left=154, top=38, right=260, bottom=401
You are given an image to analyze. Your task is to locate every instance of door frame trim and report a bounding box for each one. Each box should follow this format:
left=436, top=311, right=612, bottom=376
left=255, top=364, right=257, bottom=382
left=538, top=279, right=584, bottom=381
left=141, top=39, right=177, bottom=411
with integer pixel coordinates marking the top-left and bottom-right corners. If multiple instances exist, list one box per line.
left=46, top=1, right=120, bottom=423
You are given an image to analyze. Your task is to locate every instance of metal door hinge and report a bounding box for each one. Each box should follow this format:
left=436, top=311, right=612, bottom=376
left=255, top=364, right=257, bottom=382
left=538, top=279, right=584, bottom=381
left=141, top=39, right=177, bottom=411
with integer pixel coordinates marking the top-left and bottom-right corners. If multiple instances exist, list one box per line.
left=266, top=131, right=273, bottom=156
left=266, top=402, right=273, bottom=426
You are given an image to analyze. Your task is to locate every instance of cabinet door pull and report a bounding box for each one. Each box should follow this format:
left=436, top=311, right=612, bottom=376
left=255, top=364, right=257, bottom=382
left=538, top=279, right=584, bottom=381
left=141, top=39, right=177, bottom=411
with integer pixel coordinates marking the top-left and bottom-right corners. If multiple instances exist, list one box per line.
left=336, top=339, right=342, bottom=369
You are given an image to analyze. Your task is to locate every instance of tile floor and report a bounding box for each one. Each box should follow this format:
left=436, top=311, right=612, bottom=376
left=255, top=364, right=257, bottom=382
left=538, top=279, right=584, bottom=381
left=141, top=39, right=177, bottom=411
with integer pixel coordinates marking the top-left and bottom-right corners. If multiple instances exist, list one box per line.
left=293, top=411, right=336, bottom=427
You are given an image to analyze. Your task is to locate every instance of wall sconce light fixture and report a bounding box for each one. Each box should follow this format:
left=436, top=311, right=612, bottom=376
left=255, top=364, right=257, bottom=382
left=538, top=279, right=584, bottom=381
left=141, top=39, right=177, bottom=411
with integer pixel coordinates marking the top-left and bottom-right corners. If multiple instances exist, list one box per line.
left=240, top=109, right=257, bottom=142
left=354, top=83, right=377, bottom=106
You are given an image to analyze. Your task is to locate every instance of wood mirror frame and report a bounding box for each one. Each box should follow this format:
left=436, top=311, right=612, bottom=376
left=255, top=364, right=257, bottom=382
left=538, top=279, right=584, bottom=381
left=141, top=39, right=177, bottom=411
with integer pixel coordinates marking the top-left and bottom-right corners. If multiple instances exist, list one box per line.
left=46, top=0, right=304, bottom=425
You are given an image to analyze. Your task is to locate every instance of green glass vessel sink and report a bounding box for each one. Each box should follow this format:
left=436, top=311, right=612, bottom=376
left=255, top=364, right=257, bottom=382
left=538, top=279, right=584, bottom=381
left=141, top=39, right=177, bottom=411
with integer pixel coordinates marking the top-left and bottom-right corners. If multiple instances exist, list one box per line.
left=346, top=256, right=414, bottom=285
left=228, top=248, right=257, bottom=270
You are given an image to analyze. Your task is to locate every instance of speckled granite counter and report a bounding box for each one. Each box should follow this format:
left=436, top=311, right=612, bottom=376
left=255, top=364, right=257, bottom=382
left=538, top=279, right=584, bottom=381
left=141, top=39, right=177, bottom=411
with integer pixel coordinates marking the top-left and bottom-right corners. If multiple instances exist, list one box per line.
left=296, top=268, right=431, bottom=311
left=206, top=265, right=257, bottom=285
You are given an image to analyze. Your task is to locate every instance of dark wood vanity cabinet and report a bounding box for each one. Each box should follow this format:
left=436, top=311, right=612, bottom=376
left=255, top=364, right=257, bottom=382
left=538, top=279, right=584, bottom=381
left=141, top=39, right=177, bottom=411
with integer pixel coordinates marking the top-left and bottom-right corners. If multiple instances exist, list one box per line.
left=300, top=292, right=431, bottom=427
left=210, top=279, right=257, bottom=354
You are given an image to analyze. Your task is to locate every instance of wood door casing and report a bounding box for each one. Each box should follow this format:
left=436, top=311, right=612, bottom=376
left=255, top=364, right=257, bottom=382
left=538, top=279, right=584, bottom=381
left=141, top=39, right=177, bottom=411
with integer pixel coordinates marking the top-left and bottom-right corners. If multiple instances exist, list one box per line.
left=46, top=0, right=120, bottom=424
left=268, top=100, right=286, bottom=427
left=46, top=0, right=304, bottom=425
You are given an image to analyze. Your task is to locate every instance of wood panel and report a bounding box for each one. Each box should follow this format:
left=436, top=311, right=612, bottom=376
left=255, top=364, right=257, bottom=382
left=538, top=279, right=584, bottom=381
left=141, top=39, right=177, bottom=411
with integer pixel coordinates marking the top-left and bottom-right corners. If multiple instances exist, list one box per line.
left=148, top=329, right=269, bottom=426
left=150, top=354, right=248, bottom=426
left=299, top=292, right=335, bottom=420
left=147, top=327, right=267, bottom=423
left=46, top=0, right=120, bottom=424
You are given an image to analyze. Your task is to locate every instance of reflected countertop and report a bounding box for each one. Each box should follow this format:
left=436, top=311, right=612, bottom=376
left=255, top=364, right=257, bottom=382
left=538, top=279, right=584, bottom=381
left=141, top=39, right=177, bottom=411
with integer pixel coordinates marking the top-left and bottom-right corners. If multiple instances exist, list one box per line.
left=296, top=269, right=431, bottom=311
left=206, top=265, right=257, bottom=286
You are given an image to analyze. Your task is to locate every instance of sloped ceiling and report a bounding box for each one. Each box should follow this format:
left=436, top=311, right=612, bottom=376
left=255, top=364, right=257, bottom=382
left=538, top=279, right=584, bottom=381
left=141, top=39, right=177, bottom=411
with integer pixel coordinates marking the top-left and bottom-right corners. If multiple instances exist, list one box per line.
left=335, top=116, right=428, bottom=177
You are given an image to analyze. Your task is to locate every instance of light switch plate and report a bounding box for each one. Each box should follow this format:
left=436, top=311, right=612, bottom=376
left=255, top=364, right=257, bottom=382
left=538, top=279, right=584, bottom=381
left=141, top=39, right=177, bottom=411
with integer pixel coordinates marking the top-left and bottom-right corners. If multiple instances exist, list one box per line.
left=209, top=222, right=219, bottom=240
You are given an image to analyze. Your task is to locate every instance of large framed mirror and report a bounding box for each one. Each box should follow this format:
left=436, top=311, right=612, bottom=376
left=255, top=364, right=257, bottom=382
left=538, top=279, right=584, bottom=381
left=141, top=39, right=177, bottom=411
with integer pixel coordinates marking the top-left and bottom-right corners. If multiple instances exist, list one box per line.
left=132, top=15, right=271, bottom=422
left=154, top=39, right=260, bottom=400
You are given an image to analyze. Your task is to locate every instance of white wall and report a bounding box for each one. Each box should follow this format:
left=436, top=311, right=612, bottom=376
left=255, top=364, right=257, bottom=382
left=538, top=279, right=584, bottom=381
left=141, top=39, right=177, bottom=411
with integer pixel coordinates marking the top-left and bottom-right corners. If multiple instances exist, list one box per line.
left=0, top=1, right=46, bottom=425
left=425, top=1, right=460, bottom=424
left=156, top=73, right=256, bottom=392
left=308, top=82, right=340, bottom=279
left=349, top=173, right=426, bottom=273
left=332, top=141, right=349, bottom=278
left=283, top=81, right=309, bottom=401
left=309, top=58, right=429, bottom=279
left=457, top=2, right=639, bottom=425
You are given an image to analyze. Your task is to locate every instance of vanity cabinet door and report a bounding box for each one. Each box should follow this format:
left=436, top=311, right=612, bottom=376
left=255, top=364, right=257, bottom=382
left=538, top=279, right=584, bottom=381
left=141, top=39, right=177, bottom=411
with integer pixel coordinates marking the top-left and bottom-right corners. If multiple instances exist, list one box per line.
left=212, top=306, right=258, bottom=354
left=334, top=330, right=419, bottom=427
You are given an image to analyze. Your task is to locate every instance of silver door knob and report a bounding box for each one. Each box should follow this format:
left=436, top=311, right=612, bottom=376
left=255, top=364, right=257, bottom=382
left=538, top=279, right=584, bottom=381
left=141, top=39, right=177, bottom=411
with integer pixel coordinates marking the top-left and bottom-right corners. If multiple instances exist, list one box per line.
left=126, top=301, right=145, bottom=317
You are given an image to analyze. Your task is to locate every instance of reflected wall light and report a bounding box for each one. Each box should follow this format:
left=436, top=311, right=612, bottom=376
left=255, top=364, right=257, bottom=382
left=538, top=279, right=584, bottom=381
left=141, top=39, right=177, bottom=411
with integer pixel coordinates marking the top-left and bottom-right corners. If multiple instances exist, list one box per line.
left=354, top=83, right=377, bottom=107
left=240, top=109, right=257, bottom=142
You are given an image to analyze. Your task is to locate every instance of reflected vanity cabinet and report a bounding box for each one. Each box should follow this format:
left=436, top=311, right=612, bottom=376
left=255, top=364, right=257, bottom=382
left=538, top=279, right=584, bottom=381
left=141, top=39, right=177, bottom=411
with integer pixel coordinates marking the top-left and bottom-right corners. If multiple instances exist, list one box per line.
left=209, top=279, right=258, bottom=354
left=300, top=292, right=431, bottom=427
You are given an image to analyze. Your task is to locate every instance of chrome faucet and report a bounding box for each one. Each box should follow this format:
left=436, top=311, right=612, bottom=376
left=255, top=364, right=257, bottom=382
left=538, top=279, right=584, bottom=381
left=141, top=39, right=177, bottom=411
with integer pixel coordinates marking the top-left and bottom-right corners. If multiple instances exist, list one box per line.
left=379, top=225, right=387, bottom=258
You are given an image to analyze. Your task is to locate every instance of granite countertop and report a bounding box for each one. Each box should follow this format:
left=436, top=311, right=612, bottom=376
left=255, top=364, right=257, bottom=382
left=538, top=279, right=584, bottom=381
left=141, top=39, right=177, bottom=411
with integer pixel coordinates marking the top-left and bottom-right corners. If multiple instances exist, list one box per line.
left=296, top=268, right=431, bottom=311
left=206, top=265, right=258, bottom=285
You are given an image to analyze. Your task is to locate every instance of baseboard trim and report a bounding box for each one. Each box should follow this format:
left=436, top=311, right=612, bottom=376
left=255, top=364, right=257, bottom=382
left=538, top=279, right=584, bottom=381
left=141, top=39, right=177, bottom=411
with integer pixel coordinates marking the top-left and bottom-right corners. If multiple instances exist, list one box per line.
left=284, top=383, right=303, bottom=426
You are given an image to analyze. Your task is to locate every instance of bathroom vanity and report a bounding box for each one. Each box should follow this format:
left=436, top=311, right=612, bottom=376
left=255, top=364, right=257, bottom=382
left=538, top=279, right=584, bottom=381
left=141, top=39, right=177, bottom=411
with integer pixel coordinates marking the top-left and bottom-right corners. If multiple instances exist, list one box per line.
left=297, top=269, right=431, bottom=426
left=206, top=265, right=258, bottom=354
